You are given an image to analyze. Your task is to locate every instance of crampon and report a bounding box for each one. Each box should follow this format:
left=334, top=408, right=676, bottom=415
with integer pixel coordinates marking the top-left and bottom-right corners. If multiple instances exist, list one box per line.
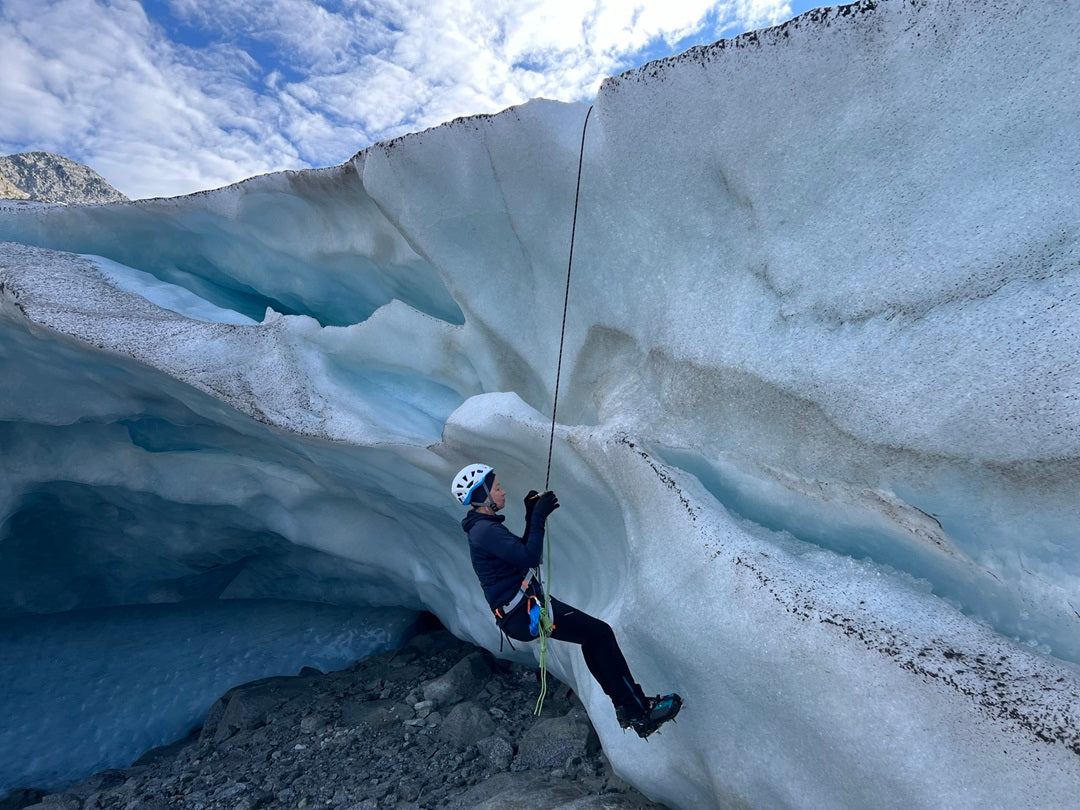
left=617, top=693, right=683, bottom=739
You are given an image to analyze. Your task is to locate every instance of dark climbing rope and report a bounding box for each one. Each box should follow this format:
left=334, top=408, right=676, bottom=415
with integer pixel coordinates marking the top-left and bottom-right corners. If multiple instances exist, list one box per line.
left=544, top=104, right=594, bottom=491
left=535, top=104, right=594, bottom=717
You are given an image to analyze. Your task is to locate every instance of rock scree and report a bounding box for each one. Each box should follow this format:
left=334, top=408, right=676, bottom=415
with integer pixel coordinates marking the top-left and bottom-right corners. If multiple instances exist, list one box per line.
left=1, top=625, right=666, bottom=809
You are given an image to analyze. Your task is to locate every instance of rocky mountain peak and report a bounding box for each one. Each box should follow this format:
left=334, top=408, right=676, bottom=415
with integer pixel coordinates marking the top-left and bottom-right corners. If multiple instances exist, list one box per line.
left=0, top=151, right=128, bottom=204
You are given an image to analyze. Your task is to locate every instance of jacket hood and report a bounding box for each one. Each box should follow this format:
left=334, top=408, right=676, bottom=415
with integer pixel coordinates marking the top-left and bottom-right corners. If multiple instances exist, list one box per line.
left=461, top=510, right=505, bottom=533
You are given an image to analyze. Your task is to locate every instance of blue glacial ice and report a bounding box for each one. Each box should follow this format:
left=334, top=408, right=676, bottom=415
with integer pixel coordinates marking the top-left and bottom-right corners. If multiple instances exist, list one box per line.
left=1, top=0, right=1079, bottom=807
left=0, top=601, right=417, bottom=792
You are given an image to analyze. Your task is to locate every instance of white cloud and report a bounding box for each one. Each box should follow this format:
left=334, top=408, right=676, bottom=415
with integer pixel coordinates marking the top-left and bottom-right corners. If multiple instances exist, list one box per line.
left=0, top=0, right=301, bottom=197
left=0, top=0, right=802, bottom=198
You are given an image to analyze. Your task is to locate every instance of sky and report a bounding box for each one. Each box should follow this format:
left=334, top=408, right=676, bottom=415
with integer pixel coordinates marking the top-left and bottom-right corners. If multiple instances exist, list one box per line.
left=0, top=0, right=823, bottom=199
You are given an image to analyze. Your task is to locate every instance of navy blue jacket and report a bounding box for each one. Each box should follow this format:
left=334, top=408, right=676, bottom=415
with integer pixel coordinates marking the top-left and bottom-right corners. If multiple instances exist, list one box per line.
left=462, top=509, right=546, bottom=610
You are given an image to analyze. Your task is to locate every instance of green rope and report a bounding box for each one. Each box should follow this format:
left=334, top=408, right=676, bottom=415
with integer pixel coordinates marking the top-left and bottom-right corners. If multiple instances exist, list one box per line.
left=534, top=105, right=593, bottom=717
left=533, top=524, right=555, bottom=715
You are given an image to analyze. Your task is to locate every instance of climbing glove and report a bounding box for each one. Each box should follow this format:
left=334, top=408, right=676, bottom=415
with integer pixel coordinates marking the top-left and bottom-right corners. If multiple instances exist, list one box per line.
left=523, top=490, right=540, bottom=521
left=532, top=490, right=560, bottom=520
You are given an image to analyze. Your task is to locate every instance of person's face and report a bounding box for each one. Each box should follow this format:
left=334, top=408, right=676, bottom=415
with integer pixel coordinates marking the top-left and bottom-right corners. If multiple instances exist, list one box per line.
left=489, top=476, right=507, bottom=510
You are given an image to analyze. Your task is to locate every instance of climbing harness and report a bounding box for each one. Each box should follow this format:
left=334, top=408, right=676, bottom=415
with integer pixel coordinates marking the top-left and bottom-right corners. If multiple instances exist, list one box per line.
left=492, top=568, right=538, bottom=620
left=534, top=104, right=594, bottom=716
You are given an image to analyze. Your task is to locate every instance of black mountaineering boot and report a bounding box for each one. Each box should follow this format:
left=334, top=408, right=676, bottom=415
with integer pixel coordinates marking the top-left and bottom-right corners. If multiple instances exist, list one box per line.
left=627, top=693, right=683, bottom=739
left=616, top=704, right=638, bottom=731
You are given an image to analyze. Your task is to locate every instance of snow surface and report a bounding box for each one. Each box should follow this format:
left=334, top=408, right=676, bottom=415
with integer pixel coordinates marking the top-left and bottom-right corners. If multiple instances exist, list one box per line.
left=1, top=0, right=1079, bottom=806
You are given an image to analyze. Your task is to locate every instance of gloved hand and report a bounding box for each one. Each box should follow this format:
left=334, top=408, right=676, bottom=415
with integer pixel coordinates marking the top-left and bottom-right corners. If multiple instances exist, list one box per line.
left=523, top=490, right=540, bottom=520
left=532, top=490, right=560, bottom=521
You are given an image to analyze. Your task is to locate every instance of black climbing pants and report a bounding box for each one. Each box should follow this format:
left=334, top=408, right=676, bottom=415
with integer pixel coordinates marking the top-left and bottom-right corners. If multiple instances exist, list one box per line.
left=497, top=596, right=647, bottom=712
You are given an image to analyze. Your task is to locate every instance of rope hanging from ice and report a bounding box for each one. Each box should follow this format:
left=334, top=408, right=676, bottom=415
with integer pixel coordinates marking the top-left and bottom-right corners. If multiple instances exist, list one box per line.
left=535, top=104, right=593, bottom=716
left=544, top=103, right=593, bottom=492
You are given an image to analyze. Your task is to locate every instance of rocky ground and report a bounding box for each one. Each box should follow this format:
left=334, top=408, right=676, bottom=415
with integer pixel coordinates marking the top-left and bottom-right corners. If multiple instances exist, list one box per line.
left=2, top=623, right=667, bottom=810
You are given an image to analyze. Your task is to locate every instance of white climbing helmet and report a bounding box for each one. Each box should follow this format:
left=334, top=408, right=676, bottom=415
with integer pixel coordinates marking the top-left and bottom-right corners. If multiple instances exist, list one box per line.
left=452, top=463, right=494, bottom=506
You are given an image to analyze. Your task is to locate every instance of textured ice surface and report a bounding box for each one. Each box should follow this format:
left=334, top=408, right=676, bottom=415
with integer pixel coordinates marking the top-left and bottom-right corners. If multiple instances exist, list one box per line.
left=1, top=0, right=1079, bottom=806
left=83, top=254, right=259, bottom=325
left=0, top=601, right=417, bottom=794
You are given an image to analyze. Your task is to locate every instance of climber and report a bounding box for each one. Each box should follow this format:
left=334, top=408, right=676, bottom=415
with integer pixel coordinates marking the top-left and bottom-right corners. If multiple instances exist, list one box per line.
left=452, top=463, right=681, bottom=738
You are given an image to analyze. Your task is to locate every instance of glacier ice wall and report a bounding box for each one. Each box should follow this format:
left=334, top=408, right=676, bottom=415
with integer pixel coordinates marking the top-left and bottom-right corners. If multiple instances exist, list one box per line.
left=1, top=0, right=1079, bottom=806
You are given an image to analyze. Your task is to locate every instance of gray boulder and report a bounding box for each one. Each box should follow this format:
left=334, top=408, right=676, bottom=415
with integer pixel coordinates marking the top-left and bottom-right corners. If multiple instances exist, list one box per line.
left=445, top=771, right=605, bottom=809
left=475, top=735, right=514, bottom=772
left=515, top=713, right=600, bottom=771
left=447, top=770, right=662, bottom=809
left=201, top=676, right=315, bottom=742
left=440, top=701, right=497, bottom=748
left=422, top=652, right=492, bottom=707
